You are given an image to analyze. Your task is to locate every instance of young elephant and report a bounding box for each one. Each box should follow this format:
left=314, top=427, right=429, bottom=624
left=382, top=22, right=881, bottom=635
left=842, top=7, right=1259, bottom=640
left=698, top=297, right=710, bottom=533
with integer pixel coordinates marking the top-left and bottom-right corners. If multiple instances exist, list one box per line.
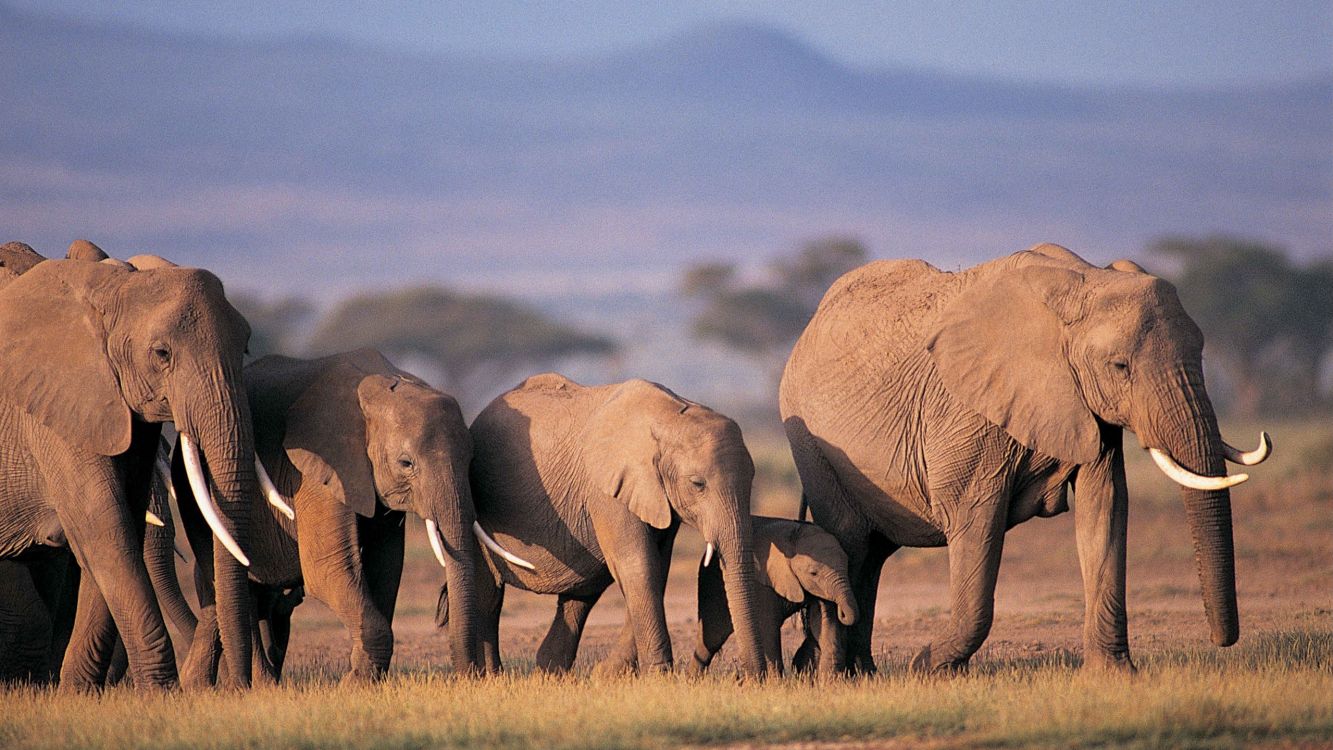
left=450, top=374, right=768, bottom=676
left=690, top=516, right=857, bottom=676
left=174, top=348, right=512, bottom=683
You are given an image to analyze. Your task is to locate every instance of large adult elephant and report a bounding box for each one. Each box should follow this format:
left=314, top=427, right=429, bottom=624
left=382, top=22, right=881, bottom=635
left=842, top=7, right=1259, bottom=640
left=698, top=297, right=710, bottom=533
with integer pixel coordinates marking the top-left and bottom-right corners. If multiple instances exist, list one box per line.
left=449, top=374, right=768, bottom=676
left=780, top=244, right=1270, bottom=674
left=0, top=258, right=258, bottom=689
left=172, top=349, right=501, bottom=682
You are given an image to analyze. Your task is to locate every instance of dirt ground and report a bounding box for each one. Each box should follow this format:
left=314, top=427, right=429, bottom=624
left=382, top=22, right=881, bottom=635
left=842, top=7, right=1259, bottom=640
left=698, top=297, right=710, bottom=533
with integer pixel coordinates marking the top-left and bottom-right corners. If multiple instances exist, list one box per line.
left=261, top=441, right=1332, bottom=679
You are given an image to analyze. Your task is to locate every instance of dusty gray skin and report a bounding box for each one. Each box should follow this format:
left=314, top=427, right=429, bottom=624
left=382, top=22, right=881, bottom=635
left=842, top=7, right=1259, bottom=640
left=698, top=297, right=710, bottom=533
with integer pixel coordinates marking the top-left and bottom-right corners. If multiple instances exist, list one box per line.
left=690, top=515, right=857, bottom=676
left=0, top=258, right=257, bottom=689
left=171, top=349, right=485, bottom=684
left=443, top=374, right=769, bottom=676
left=780, top=243, right=1268, bottom=675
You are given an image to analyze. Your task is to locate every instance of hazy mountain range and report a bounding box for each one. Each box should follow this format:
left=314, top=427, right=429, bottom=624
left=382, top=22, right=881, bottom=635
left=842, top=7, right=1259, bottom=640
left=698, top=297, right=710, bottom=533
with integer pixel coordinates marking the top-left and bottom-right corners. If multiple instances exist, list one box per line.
left=4, top=2, right=1329, bottom=304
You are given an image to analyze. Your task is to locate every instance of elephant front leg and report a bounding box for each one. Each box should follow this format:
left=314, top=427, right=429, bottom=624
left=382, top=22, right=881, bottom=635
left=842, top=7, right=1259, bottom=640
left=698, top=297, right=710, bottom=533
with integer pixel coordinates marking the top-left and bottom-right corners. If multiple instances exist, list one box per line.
left=298, top=497, right=391, bottom=683
left=794, top=599, right=847, bottom=677
left=912, top=503, right=1007, bottom=674
left=536, top=590, right=604, bottom=673
left=590, top=511, right=674, bottom=675
left=1074, top=438, right=1134, bottom=672
left=690, top=558, right=732, bottom=674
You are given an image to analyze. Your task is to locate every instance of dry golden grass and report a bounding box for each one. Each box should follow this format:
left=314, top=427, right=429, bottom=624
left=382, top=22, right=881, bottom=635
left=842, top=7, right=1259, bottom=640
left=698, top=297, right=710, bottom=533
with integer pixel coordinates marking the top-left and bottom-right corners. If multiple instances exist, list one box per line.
left=3, top=630, right=1330, bottom=750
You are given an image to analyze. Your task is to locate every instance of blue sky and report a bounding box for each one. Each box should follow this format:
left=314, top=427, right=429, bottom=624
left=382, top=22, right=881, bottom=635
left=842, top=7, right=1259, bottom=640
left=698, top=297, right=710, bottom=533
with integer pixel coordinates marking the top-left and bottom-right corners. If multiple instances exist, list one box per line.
left=11, top=0, right=1332, bottom=87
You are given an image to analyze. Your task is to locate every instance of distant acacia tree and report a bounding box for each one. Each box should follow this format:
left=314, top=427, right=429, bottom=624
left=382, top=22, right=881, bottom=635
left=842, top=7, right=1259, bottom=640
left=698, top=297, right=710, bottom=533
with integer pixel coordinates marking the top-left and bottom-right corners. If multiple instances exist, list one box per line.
left=682, top=237, right=867, bottom=380
left=304, top=286, right=617, bottom=407
left=229, top=293, right=316, bottom=359
left=1151, top=235, right=1333, bottom=417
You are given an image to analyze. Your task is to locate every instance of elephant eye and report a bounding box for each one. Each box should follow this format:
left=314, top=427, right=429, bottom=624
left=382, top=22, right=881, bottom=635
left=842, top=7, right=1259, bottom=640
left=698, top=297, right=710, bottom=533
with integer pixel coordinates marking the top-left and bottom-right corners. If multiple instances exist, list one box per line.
left=397, top=456, right=415, bottom=472
left=151, top=344, right=172, bottom=364
left=1111, top=359, right=1129, bottom=374
left=689, top=476, right=706, bottom=490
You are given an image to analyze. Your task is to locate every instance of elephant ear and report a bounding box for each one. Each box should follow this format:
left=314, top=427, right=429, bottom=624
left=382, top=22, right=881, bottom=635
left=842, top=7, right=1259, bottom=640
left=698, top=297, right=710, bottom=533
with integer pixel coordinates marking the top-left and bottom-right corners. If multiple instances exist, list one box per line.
left=755, top=540, right=805, bottom=604
left=0, top=261, right=131, bottom=456
left=789, top=528, right=849, bottom=600
left=282, top=364, right=377, bottom=518
left=924, top=265, right=1101, bottom=465
left=586, top=387, right=672, bottom=529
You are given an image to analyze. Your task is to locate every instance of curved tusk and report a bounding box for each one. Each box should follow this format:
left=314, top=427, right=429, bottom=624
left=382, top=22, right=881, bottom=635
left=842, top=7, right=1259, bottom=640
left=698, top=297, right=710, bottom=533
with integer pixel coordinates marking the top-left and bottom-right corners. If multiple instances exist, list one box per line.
left=1222, top=431, right=1271, bottom=466
left=145, top=511, right=165, bottom=527
left=179, top=433, right=250, bottom=567
left=154, top=457, right=177, bottom=504
left=254, top=457, right=296, bottom=520
left=473, top=521, right=536, bottom=570
left=424, top=519, right=449, bottom=570
left=1148, top=448, right=1248, bottom=491
left=702, top=541, right=715, bottom=568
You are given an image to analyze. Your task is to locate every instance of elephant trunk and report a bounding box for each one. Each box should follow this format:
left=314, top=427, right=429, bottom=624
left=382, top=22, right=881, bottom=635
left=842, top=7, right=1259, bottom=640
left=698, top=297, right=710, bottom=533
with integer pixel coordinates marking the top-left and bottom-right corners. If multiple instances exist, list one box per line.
left=426, top=478, right=482, bottom=674
left=712, top=511, right=767, bottom=676
left=142, top=475, right=197, bottom=654
left=177, top=375, right=257, bottom=686
left=1142, top=372, right=1239, bottom=647
left=826, top=571, right=859, bottom=626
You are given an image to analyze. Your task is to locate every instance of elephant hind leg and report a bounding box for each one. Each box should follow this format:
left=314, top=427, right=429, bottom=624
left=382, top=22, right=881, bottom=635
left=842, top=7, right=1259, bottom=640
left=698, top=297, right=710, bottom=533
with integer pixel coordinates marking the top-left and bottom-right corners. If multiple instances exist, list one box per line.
left=785, top=423, right=891, bottom=675
left=0, top=560, right=55, bottom=684
left=181, top=605, right=221, bottom=689
left=844, top=533, right=895, bottom=675
left=912, top=502, right=1007, bottom=674
left=536, top=590, right=604, bottom=673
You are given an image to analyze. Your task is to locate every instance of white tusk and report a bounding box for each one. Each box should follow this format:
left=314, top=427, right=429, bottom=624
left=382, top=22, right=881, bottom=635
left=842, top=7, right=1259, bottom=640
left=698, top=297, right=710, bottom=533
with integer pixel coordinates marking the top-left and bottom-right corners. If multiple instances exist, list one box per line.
left=1222, top=431, right=1271, bottom=466
left=179, top=433, right=250, bottom=567
left=154, top=458, right=177, bottom=504
left=254, top=457, right=296, bottom=520
left=1148, top=448, right=1248, bottom=491
left=702, top=541, right=715, bottom=568
left=424, top=519, right=449, bottom=570
left=145, top=511, right=165, bottom=527
left=473, top=521, right=536, bottom=570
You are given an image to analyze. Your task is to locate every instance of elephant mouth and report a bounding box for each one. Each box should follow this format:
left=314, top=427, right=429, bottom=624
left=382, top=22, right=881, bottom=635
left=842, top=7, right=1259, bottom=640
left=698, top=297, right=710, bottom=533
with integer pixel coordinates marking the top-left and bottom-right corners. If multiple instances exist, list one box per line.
left=1145, top=431, right=1270, bottom=490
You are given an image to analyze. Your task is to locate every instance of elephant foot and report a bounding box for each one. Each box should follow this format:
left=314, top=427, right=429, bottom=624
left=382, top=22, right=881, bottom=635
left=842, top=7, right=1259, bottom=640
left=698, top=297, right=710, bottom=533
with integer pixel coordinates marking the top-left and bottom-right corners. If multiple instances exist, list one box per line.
left=687, top=647, right=719, bottom=676
left=1083, top=650, right=1137, bottom=675
left=640, top=660, right=672, bottom=675
left=591, top=651, right=639, bottom=677
left=909, top=644, right=969, bottom=676
left=791, top=637, right=819, bottom=674
left=534, top=659, right=572, bottom=675
left=339, top=666, right=385, bottom=686
left=849, top=652, right=877, bottom=676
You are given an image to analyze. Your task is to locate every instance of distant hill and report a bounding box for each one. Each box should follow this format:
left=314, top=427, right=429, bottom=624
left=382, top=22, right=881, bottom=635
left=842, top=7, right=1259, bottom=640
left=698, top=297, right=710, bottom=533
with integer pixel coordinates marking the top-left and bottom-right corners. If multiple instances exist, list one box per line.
left=2, top=3, right=1329, bottom=300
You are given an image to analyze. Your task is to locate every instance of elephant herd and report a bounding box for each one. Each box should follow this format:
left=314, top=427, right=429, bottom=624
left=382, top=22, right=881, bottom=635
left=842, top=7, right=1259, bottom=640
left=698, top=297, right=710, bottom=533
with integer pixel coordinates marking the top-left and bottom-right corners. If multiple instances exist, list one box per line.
left=0, top=239, right=1271, bottom=691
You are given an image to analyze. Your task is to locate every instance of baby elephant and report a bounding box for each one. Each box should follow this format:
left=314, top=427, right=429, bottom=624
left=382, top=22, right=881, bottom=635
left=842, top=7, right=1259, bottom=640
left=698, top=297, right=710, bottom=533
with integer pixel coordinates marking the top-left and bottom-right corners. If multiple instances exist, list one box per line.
left=690, top=516, right=857, bottom=676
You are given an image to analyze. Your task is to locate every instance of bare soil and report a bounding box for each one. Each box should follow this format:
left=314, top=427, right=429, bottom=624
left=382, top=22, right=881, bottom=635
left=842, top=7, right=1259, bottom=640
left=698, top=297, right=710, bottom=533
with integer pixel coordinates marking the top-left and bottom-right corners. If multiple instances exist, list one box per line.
left=267, top=447, right=1333, bottom=680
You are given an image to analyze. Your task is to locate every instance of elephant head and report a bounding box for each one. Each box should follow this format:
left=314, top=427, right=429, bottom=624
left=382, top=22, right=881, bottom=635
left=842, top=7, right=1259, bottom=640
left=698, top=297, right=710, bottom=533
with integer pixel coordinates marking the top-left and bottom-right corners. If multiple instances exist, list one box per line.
left=926, top=244, right=1268, bottom=647
left=0, top=259, right=259, bottom=684
left=0, top=241, right=46, bottom=282
left=276, top=354, right=484, bottom=672
left=758, top=521, right=857, bottom=626
left=586, top=380, right=768, bottom=674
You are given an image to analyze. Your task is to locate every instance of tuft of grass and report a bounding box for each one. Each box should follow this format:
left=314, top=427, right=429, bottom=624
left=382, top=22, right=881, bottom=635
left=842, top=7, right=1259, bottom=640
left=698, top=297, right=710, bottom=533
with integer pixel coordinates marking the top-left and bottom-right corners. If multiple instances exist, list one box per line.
left=2, top=629, right=1330, bottom=750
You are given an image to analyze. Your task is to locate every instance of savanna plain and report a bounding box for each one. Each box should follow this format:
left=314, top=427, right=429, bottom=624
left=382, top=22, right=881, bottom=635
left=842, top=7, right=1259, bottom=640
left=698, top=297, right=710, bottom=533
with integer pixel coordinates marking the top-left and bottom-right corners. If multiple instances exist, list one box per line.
left=2, top=418, right=1330, bottom=750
